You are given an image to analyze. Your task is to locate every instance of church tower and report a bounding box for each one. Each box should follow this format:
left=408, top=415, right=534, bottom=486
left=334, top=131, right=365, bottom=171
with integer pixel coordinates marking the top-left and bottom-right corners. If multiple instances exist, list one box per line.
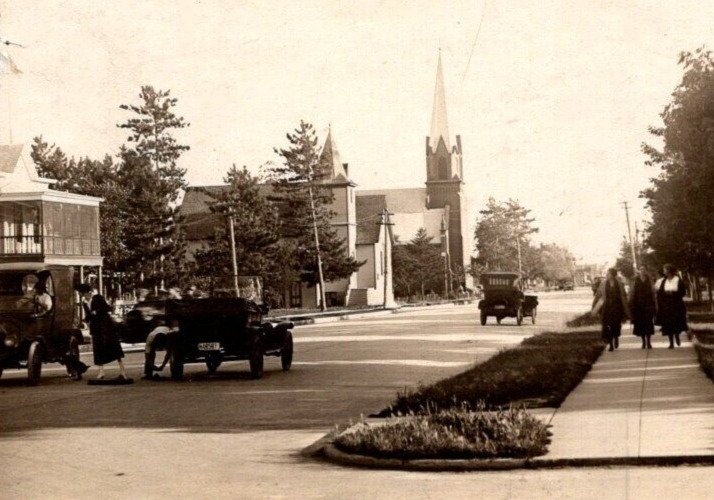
left=425, top=53, right=469, bottom=286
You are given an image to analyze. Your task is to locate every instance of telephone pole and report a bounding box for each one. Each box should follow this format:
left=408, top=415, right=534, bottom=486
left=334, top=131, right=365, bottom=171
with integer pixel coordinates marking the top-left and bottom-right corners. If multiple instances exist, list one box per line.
left=621, top=201, right=638, bottom=270
left=377, top=209, right=394, bottom=308
left=227, top=210, right=240, bottom=296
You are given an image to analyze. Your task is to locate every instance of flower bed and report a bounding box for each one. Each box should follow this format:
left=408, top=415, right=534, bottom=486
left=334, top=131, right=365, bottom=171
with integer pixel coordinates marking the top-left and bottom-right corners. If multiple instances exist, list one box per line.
left=334, top=406, right=550, bottom=460
left=382, top=330, right=604, bottom=416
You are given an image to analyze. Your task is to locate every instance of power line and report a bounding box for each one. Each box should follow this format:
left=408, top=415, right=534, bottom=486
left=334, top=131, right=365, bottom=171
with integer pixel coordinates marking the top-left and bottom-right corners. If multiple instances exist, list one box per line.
left=462, top=0, right=488, bottom=83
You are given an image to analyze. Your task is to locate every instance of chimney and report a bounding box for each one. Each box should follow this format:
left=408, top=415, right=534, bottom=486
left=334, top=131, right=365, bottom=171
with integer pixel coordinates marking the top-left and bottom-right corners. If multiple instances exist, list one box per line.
left=343, top=163, right=349, bottom=177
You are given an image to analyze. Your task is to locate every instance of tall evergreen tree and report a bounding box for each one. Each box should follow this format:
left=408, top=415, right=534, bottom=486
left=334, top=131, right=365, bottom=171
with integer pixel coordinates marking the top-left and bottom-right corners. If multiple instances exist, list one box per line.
left=193, top=165, right=283, bottom=300
left=116, top=86, right=190, bottom=288
left=268, top=121, right=362, bottom=289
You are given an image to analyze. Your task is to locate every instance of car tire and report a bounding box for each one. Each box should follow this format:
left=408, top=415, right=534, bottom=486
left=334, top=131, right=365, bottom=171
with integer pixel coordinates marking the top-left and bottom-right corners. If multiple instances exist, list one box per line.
left=169, top=347, right=184, bottom=381
left=496, top=316, right=502, bottom=325
left=480, top=310, right=487, bottom=326
left=27, top=341, right=43, bottom=386
left=531, top=307, right=537, bottom=325
left=249, top=337, right=264, bottom=379
left=0, top=367, right=3, bottom=379
left=516, top=307, right=524, bottom=326
left=205, top=353, right=222, bottom=374
left=281, top=332, right=293, bottom=372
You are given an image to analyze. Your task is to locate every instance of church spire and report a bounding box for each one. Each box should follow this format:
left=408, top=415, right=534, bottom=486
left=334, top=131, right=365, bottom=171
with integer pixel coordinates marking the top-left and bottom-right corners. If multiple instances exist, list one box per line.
left=319, top=125, right=350, bottom=182
left=429, top=51, right=450, bottom=151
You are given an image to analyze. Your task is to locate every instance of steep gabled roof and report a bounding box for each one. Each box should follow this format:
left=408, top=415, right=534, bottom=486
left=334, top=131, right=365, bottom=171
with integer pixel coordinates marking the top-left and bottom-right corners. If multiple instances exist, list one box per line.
left=356, top=194, right=387, bottom=245
left=357, top=188, right=427, bottom=213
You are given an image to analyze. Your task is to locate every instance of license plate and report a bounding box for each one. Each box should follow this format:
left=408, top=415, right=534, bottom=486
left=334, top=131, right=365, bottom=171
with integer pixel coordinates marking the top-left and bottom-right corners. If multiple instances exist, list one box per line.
left=198, top=342, right=220, bottom=351
left=494, top=305, right=506, bottom=309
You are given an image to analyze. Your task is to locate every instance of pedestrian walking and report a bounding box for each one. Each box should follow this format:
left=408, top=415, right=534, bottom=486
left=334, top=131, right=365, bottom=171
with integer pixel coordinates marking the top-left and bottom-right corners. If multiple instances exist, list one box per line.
left=629, top=266, right=655, bottom=349
left=592, top=268, right=630, bottom=351
left=655, top=264, right=688, bottom=349
left=78, top=284, right=128, bottom=379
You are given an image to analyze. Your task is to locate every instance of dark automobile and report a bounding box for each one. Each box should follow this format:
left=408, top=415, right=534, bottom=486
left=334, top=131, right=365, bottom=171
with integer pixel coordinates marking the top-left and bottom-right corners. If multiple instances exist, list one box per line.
left=478, top=272, right=538, bottom=326
left=0, top=266, right=84, bottom=384
left=121, top=296, right=294, bottom=380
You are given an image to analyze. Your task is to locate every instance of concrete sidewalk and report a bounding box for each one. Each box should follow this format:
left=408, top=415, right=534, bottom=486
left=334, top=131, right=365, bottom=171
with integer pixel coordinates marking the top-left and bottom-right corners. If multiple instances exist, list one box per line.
left=541, top=328, right=714, bottom=461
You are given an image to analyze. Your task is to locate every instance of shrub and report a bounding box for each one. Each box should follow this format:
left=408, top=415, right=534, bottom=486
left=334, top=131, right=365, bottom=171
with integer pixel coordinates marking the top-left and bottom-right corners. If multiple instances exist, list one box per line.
left=693, top=329, right=714, bottom=381
left=334, top=405, right=550, bottom=460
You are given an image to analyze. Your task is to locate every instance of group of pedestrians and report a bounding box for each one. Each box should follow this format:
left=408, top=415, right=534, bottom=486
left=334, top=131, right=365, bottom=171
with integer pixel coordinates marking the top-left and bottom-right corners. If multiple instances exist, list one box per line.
left=592, top=264, right=689, bottom=351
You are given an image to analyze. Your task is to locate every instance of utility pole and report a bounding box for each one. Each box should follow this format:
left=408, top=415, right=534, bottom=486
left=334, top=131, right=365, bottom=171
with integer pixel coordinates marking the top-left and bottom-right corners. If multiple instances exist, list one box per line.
left=621, top=201, right=638, bottom=270
left=308, top=184, right=327, bottom=311
left=516, top=235, right=523, bottom=278
left=377, top=209, right=394, bottom=308
left=227, top=211, right=240, bottom=297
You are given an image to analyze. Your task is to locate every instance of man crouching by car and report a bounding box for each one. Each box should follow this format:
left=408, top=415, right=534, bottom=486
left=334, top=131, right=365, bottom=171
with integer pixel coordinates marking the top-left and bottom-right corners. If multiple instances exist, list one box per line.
left=142, top=319, right=179, bottom=380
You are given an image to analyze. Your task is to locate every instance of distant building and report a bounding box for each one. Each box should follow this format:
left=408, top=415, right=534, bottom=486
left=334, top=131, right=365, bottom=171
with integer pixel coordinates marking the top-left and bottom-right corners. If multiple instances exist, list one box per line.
left=574, top=263, right=607, bottom=287
left=181, top=53, right=471, bottom=305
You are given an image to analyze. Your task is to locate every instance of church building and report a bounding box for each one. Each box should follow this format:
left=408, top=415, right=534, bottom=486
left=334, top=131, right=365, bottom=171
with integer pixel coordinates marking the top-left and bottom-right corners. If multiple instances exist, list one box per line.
left=180, top=53, right=471, bottom=306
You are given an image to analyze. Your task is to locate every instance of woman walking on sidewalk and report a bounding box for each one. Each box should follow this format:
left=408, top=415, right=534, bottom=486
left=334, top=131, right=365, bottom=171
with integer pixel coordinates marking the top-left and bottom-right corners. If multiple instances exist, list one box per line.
left=629, top=266, right=655, bottom=349
left=655, top=264, right=688, bottom=349
left=593, top=268, right=630, bottom=351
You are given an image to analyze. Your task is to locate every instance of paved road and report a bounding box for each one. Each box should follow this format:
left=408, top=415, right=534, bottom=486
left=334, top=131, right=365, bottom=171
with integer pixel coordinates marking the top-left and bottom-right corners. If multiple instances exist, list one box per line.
left=2, top=290, right=711, bottom=498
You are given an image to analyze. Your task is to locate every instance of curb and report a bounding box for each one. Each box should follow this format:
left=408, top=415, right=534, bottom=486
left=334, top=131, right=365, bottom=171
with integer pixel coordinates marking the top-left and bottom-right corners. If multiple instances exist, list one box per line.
left=320, top=442, right=714, bottom=471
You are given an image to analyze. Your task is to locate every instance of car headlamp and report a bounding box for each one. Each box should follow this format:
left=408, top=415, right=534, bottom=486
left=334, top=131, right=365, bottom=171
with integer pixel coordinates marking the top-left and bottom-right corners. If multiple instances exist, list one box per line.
left=0, top=326, right=19, bottom=348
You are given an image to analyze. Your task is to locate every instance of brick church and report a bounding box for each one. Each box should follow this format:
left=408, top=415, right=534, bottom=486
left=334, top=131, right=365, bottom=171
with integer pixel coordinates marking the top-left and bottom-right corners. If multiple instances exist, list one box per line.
left=180, top=54, right=471, bottom=307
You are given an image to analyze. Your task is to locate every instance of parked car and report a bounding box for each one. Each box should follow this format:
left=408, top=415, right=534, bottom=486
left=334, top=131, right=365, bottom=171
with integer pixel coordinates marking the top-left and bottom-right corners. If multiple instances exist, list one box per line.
left=478, top=272, right=538, bottom=326
left=120, top=295, right=294, bottom=380
left=0, top=266, right=84, bottom=384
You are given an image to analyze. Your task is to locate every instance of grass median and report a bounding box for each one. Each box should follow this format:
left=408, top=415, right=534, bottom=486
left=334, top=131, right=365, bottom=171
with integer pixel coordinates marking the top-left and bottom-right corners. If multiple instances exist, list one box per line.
left=381, top=329, right=604, bottom=416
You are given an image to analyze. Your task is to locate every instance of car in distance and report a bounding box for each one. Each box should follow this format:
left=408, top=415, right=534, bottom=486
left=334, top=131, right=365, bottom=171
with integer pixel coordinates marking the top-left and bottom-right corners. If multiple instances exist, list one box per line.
left=478, top=272, right=538, bottom=326
left=0, top=266, right=84, bottom=385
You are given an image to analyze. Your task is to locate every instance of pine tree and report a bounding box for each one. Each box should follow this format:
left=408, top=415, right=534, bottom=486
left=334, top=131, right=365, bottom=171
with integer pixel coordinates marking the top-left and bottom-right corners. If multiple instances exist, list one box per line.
left=268, top=121, right=362, bottom=290
left=193, top=165, right=282, bottom=299
left=117, top=86, right=190, bottom=288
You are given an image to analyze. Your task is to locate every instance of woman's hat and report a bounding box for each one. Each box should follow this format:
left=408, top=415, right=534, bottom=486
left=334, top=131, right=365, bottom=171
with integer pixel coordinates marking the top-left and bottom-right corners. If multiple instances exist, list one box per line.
left=76, top=283, right=92, bottom=294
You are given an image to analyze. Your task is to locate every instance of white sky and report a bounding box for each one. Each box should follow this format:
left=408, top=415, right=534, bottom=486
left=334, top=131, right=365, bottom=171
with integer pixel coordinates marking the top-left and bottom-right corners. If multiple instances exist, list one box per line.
left=1, top=0, right=712, bottom=263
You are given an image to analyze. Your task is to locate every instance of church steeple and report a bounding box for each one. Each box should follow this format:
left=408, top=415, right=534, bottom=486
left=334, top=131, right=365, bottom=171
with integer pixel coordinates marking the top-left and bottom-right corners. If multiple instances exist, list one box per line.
left=429, top=51, right=450, bottom=151
left=320, top=125, right=352, bottom=184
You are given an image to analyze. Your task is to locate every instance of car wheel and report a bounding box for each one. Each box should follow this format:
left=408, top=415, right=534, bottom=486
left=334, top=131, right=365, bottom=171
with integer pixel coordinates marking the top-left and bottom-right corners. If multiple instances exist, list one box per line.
left=0, top=367, right=3, bottom=379
left=249, top=337, right=264, bottom=379
left=169, top=347, right=184, bottom=381
left=66, top=336, right=81, bottom=380
left=281, top=332, right=293, bottom=371
left=531, top=307, right=537, bottom=325
left=496, top=316, right=502, bottom=325
left=480, top=310, right=487, bottom=326
left=27, top=341, right=43, bottom=386
left=205, top=353, right=222, bottom=374
left=516, top=307, right=524, bottom=326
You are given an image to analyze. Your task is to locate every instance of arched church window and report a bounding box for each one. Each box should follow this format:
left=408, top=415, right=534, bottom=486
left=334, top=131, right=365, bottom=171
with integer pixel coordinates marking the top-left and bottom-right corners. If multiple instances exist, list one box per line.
left=438, top=157, right=448, bottom=179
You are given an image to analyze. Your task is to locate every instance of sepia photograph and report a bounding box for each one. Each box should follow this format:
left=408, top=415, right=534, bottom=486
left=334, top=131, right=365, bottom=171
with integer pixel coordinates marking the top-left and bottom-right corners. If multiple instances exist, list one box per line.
left=0, top=1, right=713, bottom=498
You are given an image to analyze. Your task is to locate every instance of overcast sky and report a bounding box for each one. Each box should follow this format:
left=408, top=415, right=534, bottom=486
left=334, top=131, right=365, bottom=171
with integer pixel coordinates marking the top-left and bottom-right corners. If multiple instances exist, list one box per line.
left=1, top=0, right=712, bottom=263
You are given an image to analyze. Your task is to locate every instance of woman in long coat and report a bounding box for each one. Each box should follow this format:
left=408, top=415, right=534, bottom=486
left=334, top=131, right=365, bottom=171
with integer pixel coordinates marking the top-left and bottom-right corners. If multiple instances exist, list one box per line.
left=629, top=267, right=655, bottom=349
left=655, top=264, right=688, bottom=349
left=78, top=284, right=127, bottom=379
left=593, top=268, right=630, bottom=351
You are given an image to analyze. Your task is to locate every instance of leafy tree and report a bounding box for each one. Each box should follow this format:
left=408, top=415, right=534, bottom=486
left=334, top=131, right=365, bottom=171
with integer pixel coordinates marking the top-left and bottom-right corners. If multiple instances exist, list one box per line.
left=474, top=198, right=538, bottom=277
left=267, top=121, right=362, bottom=289
left=534, top=243, right=575, bottom=285
left=641, top=47, right=714, bottom=305
left=116, top=86, right=190, bottom=288
left=408, top=228, right=445, bottom=298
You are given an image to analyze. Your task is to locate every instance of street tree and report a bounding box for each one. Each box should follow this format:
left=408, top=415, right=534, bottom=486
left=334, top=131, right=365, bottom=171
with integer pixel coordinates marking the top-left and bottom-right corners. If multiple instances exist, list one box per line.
left=534, top=242, right=575, bottom=285
left=641, top=47, right=714, bottom=305
left=474, top=197, right=538, bottom=277
left=116, top=86, right=190, bottom=288
left=267, top=121, right=362, bottom=305
left=193, top=165, right=282, bottom=301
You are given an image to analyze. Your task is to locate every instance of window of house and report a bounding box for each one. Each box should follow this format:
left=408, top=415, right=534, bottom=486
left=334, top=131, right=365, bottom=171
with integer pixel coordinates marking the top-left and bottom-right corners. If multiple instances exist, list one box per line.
left=290, top=282, right=302, bottom=308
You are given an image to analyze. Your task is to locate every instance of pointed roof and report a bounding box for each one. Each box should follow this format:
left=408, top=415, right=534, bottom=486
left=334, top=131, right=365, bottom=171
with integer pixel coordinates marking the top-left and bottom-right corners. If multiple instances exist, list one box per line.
left=319, top=126, right=352, bottom=184
left=429, top=52, right=451, bottom=151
